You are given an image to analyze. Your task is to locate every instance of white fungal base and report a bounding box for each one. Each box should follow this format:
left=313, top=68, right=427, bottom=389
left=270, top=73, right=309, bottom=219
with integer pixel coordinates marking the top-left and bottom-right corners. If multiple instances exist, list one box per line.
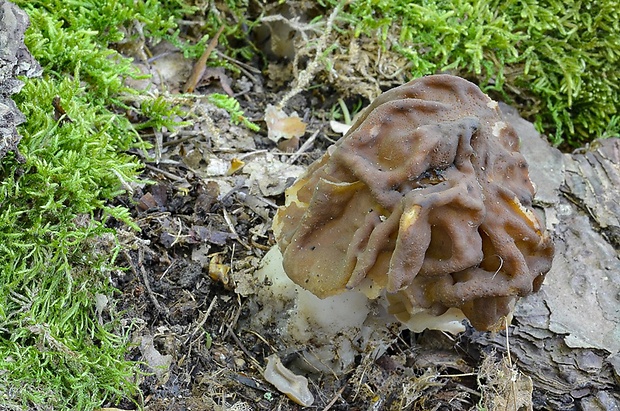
left=249, top=246, right=467, bottom=375
left=251, top=247, right=387, bottom=374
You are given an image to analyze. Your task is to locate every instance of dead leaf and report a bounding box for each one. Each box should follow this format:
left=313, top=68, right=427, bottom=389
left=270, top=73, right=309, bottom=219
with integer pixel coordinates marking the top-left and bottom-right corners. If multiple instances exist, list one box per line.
left=264, top=104, right=307, bottom=143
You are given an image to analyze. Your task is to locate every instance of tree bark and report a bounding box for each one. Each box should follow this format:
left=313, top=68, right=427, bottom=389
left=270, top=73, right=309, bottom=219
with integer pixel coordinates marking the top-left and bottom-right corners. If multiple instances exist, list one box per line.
left=0, top=0, right=41, bottom=162
left=470, top=104, right=620, bottom=410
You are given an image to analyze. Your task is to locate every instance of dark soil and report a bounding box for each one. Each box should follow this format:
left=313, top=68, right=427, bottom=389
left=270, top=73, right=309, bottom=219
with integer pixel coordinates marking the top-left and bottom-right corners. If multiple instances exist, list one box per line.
left=107, top=61, right=507, bottom=410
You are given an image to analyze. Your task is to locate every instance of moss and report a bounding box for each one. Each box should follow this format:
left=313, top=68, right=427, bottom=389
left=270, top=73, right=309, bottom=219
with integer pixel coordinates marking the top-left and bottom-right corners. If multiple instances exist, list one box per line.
left=0, top=0, right=203, bottom=409
left=323, top=0, right=620, bottom=146
left=208, top=93, right=260, bottom=131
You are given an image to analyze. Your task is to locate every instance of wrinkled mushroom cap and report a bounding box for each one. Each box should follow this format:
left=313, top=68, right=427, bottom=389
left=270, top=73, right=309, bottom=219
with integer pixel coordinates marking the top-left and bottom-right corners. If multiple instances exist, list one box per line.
left=273, top=75, right=554, bottom=331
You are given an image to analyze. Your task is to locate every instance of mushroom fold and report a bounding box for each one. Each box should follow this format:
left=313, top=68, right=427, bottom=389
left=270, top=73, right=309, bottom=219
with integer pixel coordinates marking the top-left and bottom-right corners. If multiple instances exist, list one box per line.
left=273, top=75, right=554, bottom=331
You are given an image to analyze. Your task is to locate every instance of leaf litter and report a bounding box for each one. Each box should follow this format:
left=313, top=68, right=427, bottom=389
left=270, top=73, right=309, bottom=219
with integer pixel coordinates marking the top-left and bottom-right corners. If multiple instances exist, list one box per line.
left=106, top=4, right=620, bottom=411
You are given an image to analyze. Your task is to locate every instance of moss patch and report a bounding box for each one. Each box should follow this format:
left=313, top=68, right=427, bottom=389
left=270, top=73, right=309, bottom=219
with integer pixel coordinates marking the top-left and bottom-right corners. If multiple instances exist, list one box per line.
left=323, top=0, right=620, bottom=146
left=0, top=0, right=201, bottom=409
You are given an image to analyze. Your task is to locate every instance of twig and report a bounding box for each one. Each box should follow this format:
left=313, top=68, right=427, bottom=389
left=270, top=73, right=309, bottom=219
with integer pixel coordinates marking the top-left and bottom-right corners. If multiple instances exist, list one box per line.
left=218, top=294, right=242, bottom=336
left=220, top=182, right=246, bottom=203
left=154, top=130, right=163, bottom=164
left=505, top=318, right=518, bottom=411
left=27, top=323, right=78, bottom=357
left=111, top=168, right=134, bottom=195
left=350, top=364, right=368, bottom=402
left=161, top=131, right=202, bottom=147
left=158, top=260, right=175, bottom=281
left=184, top=296, right=218, bottom=346
left=214, top=50, right=260, bottom=74
left=255, top=195, right=278, bottom=209
left=236, top=149, right=268, bottom=160
left=145, top=163, right=186, bottom=182
left=299, top=348, right=338, bottom=379
left=245, top=330, right=276, bottom=352
left=138, top=247, right=169, bottom=318
left=183, top=25, right=226, bottom=93
left=169, top=217, right=188, bottom=247
left=227, top=325, right=263, bottom=371
left=505, top=317, right=512, bottom=367
left=250, top=239, right=272, bottom=251
left=287, top=129, right=321, bottom=164
left=322, top=385, right=347, bottom=411
left=124, top=249, right=169, bottom=318
left=230, top=243, right=236, bottom=281
left=441, top=373, right=477, bottom=378
left=215, top=50, right=260, bottom=84
left=223, top=208, right=251, bottom=249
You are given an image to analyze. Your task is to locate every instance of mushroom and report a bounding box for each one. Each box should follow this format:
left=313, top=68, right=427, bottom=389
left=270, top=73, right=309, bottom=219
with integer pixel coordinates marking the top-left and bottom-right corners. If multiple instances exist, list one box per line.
left=273, top=74, right=554, bottom=332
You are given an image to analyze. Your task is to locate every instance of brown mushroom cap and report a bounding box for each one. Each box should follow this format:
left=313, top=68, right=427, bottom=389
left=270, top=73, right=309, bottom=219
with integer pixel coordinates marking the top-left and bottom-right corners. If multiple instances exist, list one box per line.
left=273, top=75, right=554, bottom=331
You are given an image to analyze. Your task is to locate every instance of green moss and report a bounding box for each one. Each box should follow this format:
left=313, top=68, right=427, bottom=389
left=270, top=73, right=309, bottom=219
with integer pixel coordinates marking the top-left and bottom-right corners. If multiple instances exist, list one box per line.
left=0, top=0, right=203, bottom=409
left=208, top=93, right=260, bottom=131
left=324, top=0, right=620, bottom=146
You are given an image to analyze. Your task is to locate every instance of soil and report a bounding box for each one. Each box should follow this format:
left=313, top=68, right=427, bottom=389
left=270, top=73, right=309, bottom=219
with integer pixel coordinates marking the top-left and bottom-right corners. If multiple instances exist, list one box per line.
left=105, top=14, right=620, bottom=411
left=109, top=53, right=503, bottom=410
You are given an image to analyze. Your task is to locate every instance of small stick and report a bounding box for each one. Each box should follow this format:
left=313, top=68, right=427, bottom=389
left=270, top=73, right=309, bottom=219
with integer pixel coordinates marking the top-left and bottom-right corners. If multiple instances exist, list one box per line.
left=223, top=208, right=251, bottom=250
left=505, top=318, right=519, bottom=411
left=322, top=385, right=346, bottom=411
left=124, top=249, right=169, bottom=318
left=183, top=296, right=218, bottom=346
left=227, top=325, right=263, bottom=371
left=162, top=130, right=204, bottom=147
left=287, top=129, right=320, bottom=164
left=215, top=50, right=260, bottom=84
left=214, top=49, right=261, bottom=74
left=183, top=25, right=226, bottom=93
left=145, top=163, right=185, bottom=182
left=138, top=247, right=169, bottom=317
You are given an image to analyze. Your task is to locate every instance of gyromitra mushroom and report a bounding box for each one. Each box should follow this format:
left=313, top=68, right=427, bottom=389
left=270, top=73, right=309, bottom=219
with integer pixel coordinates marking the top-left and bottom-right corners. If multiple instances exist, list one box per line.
left=273, top=74, right=554, bottom=332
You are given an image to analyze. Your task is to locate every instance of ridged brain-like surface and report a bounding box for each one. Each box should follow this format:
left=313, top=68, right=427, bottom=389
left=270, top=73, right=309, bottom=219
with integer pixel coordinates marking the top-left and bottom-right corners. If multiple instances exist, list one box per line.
left=273, top=75, right=554, bottom=331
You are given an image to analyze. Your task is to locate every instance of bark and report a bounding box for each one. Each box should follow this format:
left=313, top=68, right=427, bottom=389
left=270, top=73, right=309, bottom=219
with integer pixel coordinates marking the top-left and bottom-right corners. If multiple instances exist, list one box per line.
left=470, top=104, right=620, bottom=410
left=0, top=0, right=41, bottom=162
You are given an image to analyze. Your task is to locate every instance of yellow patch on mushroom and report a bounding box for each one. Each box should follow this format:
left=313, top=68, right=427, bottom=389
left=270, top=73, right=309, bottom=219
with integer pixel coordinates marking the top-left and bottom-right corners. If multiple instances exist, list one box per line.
left=400, top=204, right=422, bottom=230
